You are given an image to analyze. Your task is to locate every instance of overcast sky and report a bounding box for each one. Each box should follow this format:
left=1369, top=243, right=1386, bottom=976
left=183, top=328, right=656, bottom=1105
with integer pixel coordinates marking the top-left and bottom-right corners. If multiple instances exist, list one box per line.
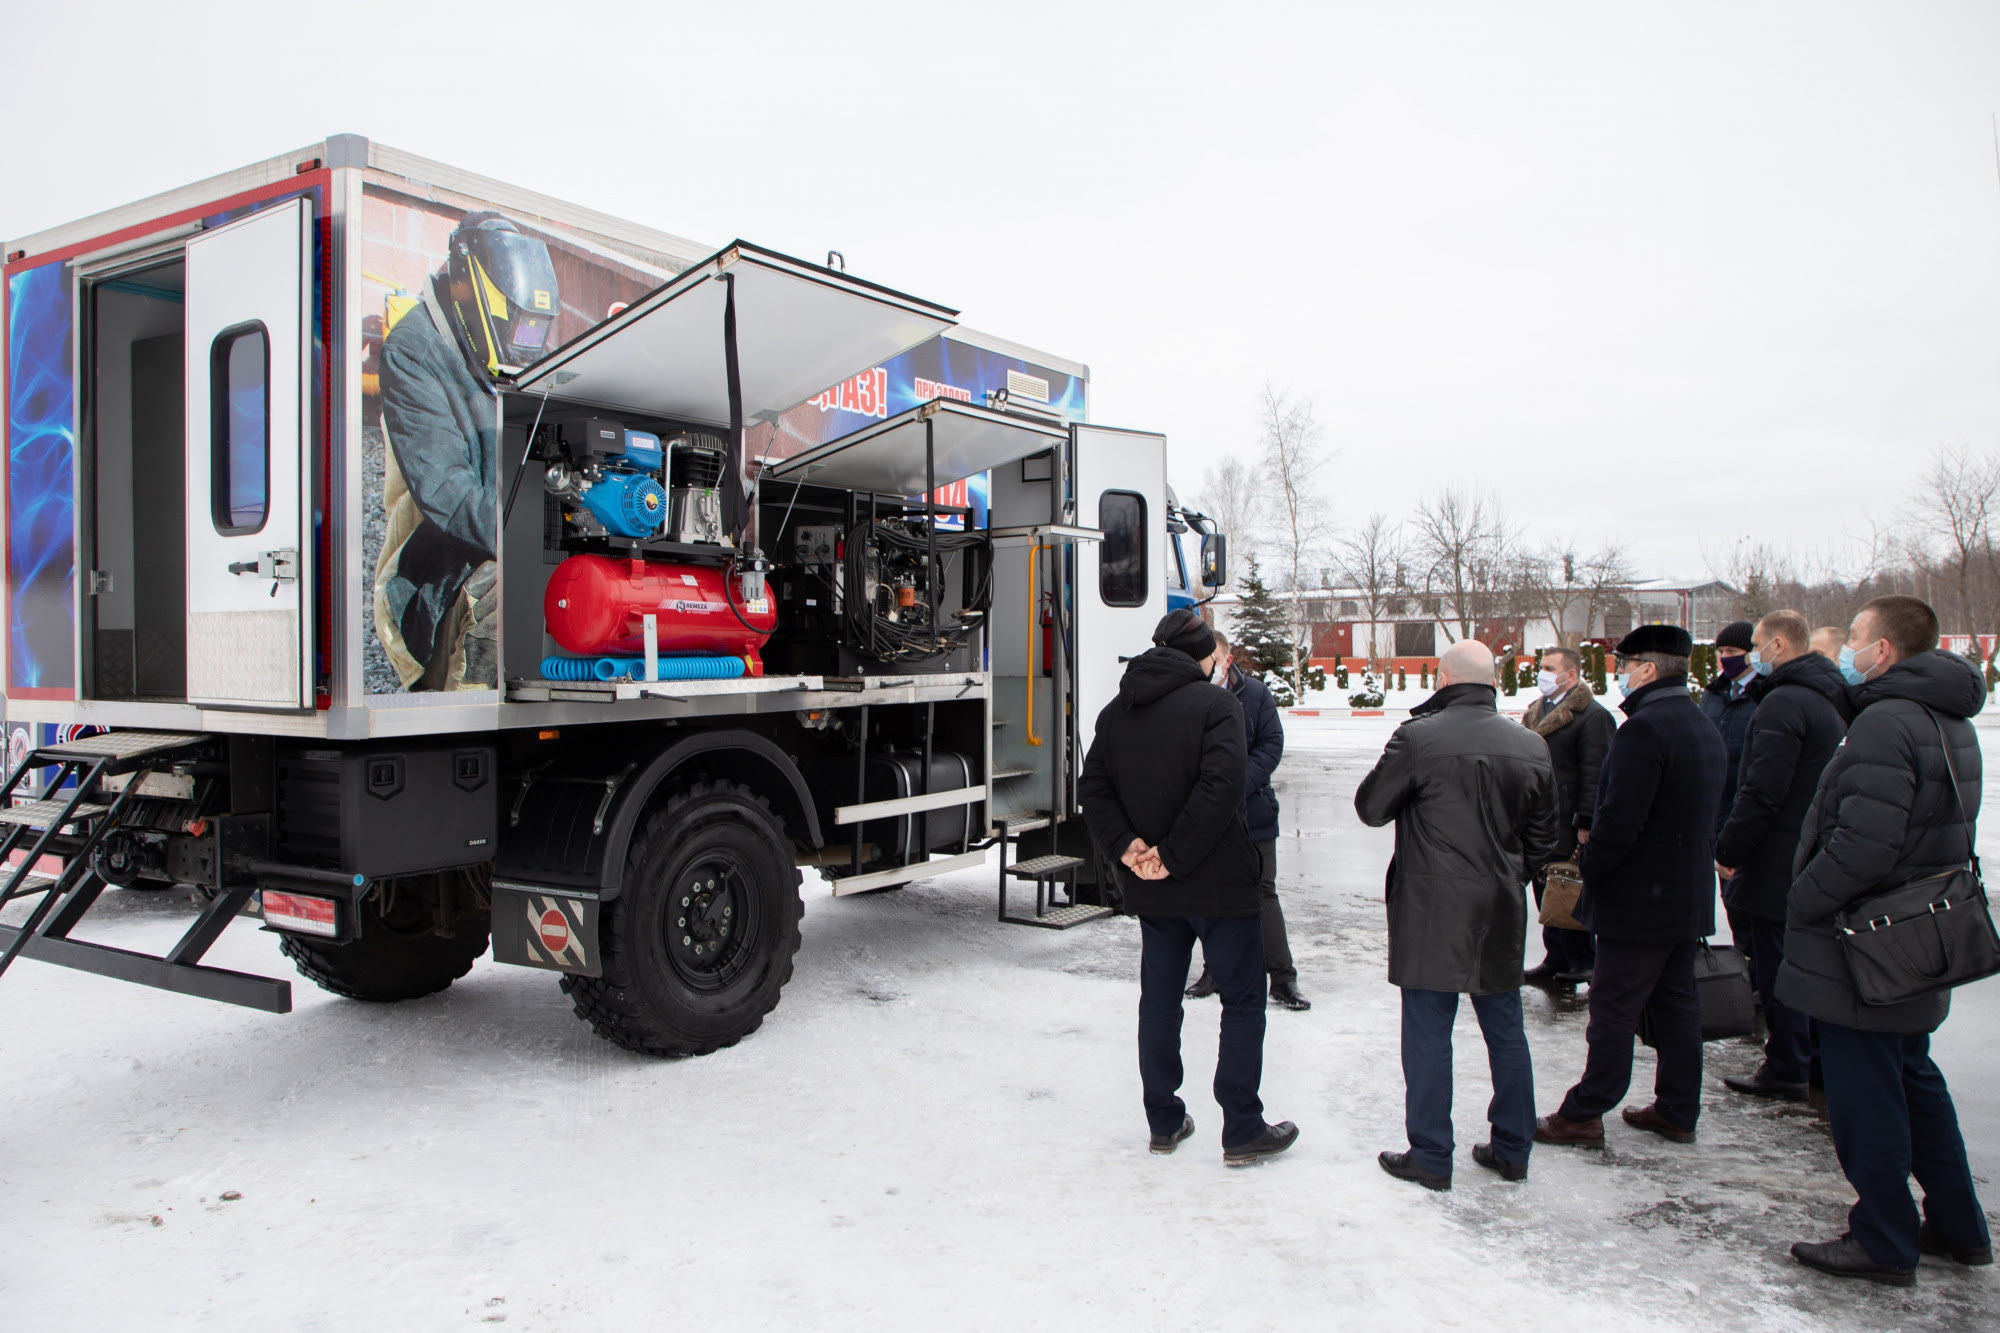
left=5, top=1, right=1997, bottom=579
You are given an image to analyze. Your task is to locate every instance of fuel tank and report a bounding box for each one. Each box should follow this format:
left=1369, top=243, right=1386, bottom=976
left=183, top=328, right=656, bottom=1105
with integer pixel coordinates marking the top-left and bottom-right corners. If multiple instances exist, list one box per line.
left=543, top=555, right=777, bottom=664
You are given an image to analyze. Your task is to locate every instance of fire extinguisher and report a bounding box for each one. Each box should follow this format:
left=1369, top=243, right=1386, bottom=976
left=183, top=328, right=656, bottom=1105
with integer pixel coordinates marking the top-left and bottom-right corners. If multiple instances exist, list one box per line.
left=1040, top=594, right=1055, bottom=677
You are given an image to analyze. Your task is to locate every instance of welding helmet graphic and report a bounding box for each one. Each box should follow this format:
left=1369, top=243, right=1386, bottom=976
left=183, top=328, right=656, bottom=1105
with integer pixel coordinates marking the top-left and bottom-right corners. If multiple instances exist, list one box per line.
left=445, top=213, right=561, bottom=376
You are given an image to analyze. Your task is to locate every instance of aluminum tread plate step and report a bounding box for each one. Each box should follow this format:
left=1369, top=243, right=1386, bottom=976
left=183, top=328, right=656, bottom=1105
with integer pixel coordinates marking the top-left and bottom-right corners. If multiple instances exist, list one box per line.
left=0, top=798, right=110, bottom=828
left=1007, top=854, right=1084, bottom=878
left=1003, top=903, right=1114, bottom=930
left=37, top=730, right=202, bottom=761
left=995, top=812, right=1051, bottom=834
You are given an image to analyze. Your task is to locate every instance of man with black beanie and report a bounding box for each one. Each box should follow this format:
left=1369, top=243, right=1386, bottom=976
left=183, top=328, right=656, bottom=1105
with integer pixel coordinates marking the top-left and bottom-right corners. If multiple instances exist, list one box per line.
left=1537, top=624, right=1726, bottom=1149
left=1079, top=608, right=1300, bottom=1167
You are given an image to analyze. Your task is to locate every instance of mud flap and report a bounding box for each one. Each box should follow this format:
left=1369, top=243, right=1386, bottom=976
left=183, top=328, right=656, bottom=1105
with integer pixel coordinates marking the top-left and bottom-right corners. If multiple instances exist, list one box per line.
left=491, top=880, right=602, bottom=977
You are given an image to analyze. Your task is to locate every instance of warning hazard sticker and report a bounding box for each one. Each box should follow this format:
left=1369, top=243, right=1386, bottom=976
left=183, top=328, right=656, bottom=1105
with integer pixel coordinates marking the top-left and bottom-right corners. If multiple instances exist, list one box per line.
left=489, top=884, right=601, bottom=977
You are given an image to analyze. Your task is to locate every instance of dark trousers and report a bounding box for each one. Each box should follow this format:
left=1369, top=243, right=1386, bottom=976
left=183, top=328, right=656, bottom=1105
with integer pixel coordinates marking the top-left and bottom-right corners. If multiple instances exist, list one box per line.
left=1558, top=939, right=1703, bottom=1131
left=1748, top=914, right=1811, bottom=1083
left=1254, top=839, right=1295, bottom=983
left=1819, top=1022, right=1990, bottom=1271
left=1400, top=987, right=1535, bottom=1176
left=1139, top=914, right=1266, bottom=1149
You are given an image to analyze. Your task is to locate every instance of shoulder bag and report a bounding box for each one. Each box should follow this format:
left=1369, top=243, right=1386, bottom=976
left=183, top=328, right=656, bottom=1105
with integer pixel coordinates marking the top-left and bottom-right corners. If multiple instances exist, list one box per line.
left=1538, top=859, right=1585, bottom=932
left=1836, top=709, right=2000, bottom=1006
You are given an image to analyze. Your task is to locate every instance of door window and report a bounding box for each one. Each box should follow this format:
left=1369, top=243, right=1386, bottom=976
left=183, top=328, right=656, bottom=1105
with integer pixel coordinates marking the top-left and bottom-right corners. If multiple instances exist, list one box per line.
left=210, top=322, right=269, bottom=534
left=1099, top=491, right=1147, bottom=608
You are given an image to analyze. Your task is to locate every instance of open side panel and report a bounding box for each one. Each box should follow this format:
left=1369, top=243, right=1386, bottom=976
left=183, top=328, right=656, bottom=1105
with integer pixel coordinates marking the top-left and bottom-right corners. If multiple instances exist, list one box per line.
left=512, top=241, right=955, bottom=426
left=183, top=198, right=312, bottom=707
left=1071, top=426, right=1167, bottom=763
left=766, top=399, right=1067, bottom=494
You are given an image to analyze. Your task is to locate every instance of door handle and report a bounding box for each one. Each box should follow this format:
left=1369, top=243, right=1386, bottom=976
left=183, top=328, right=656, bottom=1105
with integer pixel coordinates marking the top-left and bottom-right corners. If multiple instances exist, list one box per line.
left=227, top=548, right=299, bottom=595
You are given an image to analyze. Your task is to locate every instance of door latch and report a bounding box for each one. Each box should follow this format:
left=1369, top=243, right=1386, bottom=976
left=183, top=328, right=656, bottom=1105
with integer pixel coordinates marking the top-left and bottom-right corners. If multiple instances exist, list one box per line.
left=227, top=548, right=299, bottom=596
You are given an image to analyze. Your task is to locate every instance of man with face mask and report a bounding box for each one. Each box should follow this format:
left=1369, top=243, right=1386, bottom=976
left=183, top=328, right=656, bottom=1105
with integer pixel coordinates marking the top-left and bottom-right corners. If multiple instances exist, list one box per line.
left=1520, top=647, right=1616, bottom=986
left=1536, top=624, right=1726, bottom=1150
left=1185, top=629, right=1307, bottom=1010
left=1713, top=610, right=1851, bottom=1102
left=1780, top=597, right=1990, bottom=1285
left=1700, top=620, right=1759, bottom=950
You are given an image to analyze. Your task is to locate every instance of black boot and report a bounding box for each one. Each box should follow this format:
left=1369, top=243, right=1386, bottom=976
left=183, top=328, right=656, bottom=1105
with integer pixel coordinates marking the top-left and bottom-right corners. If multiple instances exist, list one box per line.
left=1269, top=979, right=1311, bottom=1011
left=1723, top=1063, right=1809, bottom=1102
left=1920, top=1221, right=1995, bottom=1266
left=1377, top=1150, right=1451, bottom=1191
left=1184, top=970, right=1218, bottom=999
left=1521, top=959, right=1563, bottom=985
left=1223, top=1121, right=1299, bottom=1167
left=1471, top=1142, right=1527, bottom=1181
left=1790, top=1235, right=1915, bottom=1286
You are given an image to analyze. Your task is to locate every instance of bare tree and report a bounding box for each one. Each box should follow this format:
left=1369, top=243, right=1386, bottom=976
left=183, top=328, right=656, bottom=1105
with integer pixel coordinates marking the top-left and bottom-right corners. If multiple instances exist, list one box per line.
left=1911, top=445, right=1998, bottom=654
left=1411, top=486, right=1513, bottom=643
left=1193, top=455, right=1264, bottom=593
left=1335, top=512, right=1404, bottom=672
left=1518, top=543, right=1631, bottom=650
left=1257, top=383, right=1333, bottom=698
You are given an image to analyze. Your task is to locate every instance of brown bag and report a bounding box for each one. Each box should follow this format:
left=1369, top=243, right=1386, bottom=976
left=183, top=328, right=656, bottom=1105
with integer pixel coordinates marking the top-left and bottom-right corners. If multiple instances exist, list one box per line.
left=1539, top=860, right=1586, bottom=931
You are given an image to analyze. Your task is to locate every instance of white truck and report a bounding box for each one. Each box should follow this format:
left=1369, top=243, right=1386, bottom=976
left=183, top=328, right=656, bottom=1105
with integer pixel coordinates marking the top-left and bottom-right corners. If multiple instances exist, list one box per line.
left=0, top=135, right=1225, bottom=1054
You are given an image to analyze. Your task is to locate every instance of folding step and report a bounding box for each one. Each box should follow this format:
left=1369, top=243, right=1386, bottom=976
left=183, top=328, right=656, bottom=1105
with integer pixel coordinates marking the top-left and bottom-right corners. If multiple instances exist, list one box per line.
left=0, top=798, right=110, bottom=828
left=995, top=811, right=1050, bottom=835
left=990, top=768, right=1034, bottom=782
left=1016, top=902, right=1113, bottom=930
left=1007, top=854, right=1084, bottom=879
left=37, top=730, right=204, bottom=772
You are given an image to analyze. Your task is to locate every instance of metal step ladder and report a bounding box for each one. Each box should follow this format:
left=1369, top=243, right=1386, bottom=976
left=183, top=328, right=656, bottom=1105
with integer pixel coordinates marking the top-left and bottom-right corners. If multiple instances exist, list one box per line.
left=994, top=811, right=1112, bottom=930
left=0, top=730, right=289, bottom=1012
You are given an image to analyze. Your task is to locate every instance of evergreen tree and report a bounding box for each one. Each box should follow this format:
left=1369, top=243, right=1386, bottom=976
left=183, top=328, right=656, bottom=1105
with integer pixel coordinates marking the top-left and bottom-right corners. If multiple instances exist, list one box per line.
left=1501, top=654, right=1519, bottom=696
left=1231, top=556, right=1303, bottom=705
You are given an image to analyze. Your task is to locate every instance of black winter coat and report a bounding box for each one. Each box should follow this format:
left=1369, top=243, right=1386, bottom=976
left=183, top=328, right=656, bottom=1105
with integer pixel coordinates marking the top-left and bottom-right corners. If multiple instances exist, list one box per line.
left=1354, top=684, right=1560, bottom=993
left=1714, top=652, right=1852, bottom=921
left=1227, top=666, right=1284, bottom=841
left=1524, top=688, right=1616, bottom=865
left=1080, top=647, right=1261, bottom=918
left=1578, top=676, right=1727, bottom=943
left=1700, top=673, right=1758, bottom=833
left=1777, top=651, right=1986, bottom=1034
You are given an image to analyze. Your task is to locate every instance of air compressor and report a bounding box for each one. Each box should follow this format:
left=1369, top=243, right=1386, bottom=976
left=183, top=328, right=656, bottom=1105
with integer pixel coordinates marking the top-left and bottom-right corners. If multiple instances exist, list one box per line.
left=544, top=554, right=777, bottom=672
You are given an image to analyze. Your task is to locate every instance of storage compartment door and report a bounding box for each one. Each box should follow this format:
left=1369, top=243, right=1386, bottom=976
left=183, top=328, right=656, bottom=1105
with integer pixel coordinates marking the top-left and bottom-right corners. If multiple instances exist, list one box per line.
left=183, top=198, right=312, bottom=707
left=1071, top=427, right=1168, bottom=761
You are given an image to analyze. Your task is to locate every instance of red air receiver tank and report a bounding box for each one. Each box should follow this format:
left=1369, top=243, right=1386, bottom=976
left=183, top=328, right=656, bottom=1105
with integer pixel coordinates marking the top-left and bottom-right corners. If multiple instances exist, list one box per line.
left=544, top=555, right=776, bottom=667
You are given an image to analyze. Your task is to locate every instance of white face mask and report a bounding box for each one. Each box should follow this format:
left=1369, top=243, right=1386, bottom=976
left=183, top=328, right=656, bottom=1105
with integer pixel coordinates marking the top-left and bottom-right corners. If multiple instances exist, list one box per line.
left=1536, top=669, right=1562, bottom=698
left=1211, top=659, right=1230, bottom=685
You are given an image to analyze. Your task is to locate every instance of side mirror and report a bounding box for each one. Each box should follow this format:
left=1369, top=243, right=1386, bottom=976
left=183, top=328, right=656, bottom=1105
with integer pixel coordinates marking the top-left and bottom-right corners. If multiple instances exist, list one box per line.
left=1200, top=533, right=1228, bottom=587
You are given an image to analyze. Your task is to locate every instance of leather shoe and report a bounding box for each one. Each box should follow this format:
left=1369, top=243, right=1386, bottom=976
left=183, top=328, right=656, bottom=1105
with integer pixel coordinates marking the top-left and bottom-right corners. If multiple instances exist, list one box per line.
left=1553, top=969, right=1592, bottom=984
left=1621, top=1103, right=1696, bottom=1144
left=1269, top=979, right=1312, bottom=1011
left=1791, top=1235, right=1916, bottom=1286
left=1920, top=1220, right=1995, bottom=1266
left=1723, top=1065, right=1809, bottom=1103
left=1471, top=1142, right=1527, bottom=1181
left=1521, top=959, right=1563, bottom=985
left=1223, top=1121, right=1299, bottom=1168
left=1378, top=1150, right=1451, bottom=1191
left=1184, top=971, right=1218, bottom=999
left=1149, top=1114, right=1195, bottom=1155
left=1534, top=1113, right=1605, bottom=1147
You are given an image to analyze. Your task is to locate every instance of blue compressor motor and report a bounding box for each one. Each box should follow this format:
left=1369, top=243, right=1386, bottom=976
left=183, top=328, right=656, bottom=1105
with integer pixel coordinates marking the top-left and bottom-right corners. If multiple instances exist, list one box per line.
left=580, top=430, right=667, bottom=539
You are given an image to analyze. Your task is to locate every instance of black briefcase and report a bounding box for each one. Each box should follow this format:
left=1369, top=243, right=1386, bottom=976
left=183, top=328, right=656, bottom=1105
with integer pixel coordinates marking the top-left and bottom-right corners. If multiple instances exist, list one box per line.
left=1638, top=943, right=1756, bottom=1045
left=1835, top=710, right=2000, bottom=1005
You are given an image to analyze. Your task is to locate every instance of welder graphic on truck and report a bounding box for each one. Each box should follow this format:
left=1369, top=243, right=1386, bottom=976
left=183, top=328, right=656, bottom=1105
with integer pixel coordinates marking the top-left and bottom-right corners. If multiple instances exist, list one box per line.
left=374, top=212, right=559, bottom=690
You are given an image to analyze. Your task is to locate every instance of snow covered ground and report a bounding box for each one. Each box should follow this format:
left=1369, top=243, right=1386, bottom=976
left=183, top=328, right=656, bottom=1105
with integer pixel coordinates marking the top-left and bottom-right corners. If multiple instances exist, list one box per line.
left=3, top=716, right=1998, bottom=1331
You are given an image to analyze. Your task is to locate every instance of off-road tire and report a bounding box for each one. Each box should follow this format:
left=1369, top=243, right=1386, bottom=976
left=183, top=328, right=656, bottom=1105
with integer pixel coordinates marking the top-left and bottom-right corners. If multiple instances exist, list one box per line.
left=562, top=779, right=804, bottom=1056
left=280, top=868, right=491, bottom=1002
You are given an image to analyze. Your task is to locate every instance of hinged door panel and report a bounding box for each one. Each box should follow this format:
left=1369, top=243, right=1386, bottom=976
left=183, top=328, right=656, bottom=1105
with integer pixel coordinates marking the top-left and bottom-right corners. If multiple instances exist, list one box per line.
left=183, top=198, right=312, bottom=707
left=1071, top=426, right=1168, bottom=761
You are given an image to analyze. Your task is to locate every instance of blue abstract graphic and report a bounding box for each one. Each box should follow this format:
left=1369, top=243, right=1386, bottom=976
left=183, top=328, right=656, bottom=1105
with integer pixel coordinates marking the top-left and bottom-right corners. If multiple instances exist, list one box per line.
left=7, top=263, right=75, bottom=691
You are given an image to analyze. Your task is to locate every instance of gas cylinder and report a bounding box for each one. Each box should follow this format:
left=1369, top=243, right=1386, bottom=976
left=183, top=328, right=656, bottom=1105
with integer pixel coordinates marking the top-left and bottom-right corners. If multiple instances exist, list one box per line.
left=543, top=555, right=777, bottom=664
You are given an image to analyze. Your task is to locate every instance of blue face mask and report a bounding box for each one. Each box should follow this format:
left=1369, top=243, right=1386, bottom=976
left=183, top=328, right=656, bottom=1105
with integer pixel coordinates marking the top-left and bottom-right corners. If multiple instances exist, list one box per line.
left=1616, top=671, right=1635, bottom=697
left=1838, top=644, right=1866, bottom=686
left=1749, top=647, right=1774, bottom=677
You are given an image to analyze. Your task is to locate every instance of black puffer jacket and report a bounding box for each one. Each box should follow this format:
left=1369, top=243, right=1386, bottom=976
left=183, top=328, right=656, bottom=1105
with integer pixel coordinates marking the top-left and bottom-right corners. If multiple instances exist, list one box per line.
left=1715, top=651, right=1852, bottom=920
left=1354, top=684, right=1560, bottom=993
left=1079, top=647, right=1260, bottom=918
left=1579, top=676, right=1727, bottom=943
left=1227, top=666, right=1284, bottom=840
left=1700, top=672, right=1758, bottom=832
left=1777, top=651, right=1985, bottom=1034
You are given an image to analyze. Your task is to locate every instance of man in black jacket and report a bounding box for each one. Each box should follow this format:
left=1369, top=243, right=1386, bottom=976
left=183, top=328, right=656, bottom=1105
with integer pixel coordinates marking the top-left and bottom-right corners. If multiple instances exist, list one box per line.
left=1520, top=646, right=1616, bottom=986
left=1701, top=620, right=1760, bottom=951
left=1537, top=624, right=1726, bottom=1148
left=1714, top=609, right=1851, bottom=1101
left=1781, top=597, right=1991, bottom=1286
left=1356, top=641, right=1560, bottom=1189
left=1186, top=630, right=1308, bottom=1010
left=1079, top=609, right=1299, bottom=1167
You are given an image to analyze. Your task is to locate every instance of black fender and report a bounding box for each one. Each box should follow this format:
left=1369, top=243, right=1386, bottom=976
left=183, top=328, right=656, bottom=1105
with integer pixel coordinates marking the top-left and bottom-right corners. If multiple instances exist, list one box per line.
left=496, top=729, right=822, bottom=900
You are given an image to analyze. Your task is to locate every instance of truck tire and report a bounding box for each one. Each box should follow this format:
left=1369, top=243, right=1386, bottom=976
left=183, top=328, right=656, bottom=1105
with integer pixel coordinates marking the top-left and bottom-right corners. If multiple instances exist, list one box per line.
left=562, top=779, right=803, bottom=1056
left=280, top=869, right=490, bottom=1002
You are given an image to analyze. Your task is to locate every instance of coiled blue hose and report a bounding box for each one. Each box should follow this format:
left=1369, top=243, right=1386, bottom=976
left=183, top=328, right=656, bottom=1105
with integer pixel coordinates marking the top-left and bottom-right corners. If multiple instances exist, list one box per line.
left=540, top=655, right=747, bottom=683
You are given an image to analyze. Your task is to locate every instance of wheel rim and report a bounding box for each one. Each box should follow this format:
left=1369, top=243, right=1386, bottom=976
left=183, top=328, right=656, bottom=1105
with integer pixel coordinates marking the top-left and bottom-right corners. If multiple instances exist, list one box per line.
left=663, top=853, right=761, bottom=992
